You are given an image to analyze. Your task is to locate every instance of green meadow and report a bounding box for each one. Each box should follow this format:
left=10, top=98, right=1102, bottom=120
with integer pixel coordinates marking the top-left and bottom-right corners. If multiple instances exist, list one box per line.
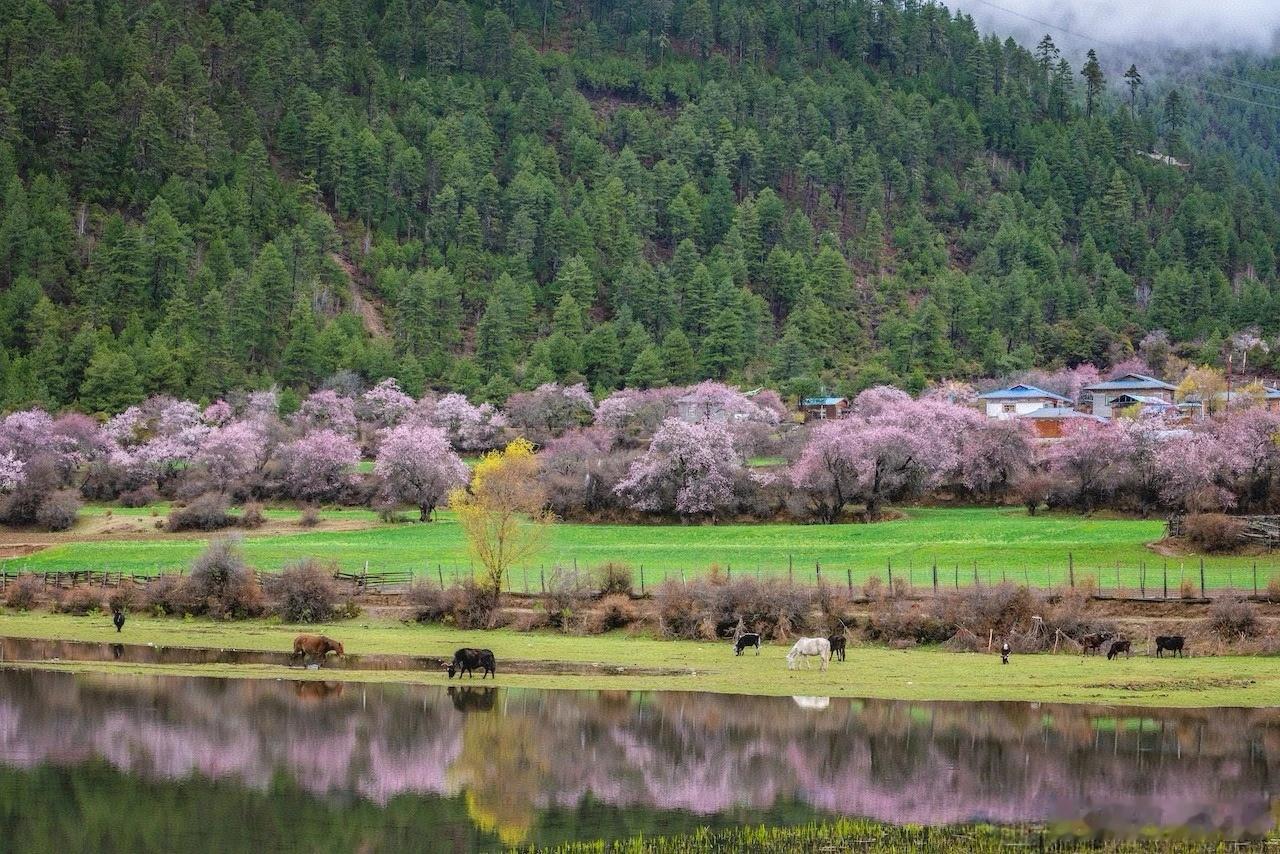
left=2, top=506, right=1275, bottom=590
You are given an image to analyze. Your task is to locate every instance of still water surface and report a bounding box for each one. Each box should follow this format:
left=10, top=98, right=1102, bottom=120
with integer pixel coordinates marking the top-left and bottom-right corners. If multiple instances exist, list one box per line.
left=0, top=668, right=1276, bottom=852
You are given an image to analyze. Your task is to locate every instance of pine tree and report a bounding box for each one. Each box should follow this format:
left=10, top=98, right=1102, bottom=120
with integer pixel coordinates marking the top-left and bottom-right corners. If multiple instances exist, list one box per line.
left=1081, top=50, right=1105, bottom=118
left=660, top=328, right=699, bottom=385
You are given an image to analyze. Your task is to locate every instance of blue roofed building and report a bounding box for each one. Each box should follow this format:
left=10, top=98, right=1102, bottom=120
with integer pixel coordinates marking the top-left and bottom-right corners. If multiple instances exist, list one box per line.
left=1082, top=373, right=1177, bottom=419
left=799, top=395, right=849, bottom=422
left=976, top=384, right=1071, bottom=419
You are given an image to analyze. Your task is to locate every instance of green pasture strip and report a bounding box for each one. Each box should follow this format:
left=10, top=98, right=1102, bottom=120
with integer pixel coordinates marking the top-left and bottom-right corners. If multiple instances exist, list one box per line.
left=6, top=613, right=1280, bottom=708
left=1, top=507, right=1274, bottom=589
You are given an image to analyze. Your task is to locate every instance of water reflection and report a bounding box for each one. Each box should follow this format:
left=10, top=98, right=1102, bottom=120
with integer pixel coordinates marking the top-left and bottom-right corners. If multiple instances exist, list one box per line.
left=0, top=668, right=1276, bottom=848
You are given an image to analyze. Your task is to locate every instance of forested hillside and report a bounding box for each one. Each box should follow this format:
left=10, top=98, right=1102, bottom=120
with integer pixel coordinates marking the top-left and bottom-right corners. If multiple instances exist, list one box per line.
left=2, top=0, right=1279, bottom=412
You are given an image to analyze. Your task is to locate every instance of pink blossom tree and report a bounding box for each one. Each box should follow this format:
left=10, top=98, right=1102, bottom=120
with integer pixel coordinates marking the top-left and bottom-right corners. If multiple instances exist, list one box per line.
left=1045, top=420, right=1131, bottom=511
left=203, top=400, right=233, bottom=426
left=0, top=450, right=24, bottom=491
left=1215, top=408, right=1280, bottom=512
left=504, top=383, right=596, bottom=443
left=426, top=393, right=508, bottom=451
left=374, top=422, right=469, bottom=521
left=593, top=387, right=684, bottom=449
left=282, top=430, right=360, bottom=502
left=195, top=421, right=269, bottom=493
left=293, top=390, right=358, bottom=436
left=360, top=379, right=415, bottom=427
left=614, top=418, right=745, bottom=518
left=540, top=427, right=635, bottom=517
left=790, top=417, right=932, bottom=522
left=957, top=419, right=1035, bottom=501
left=1154, top=429, right=1236, bottom=512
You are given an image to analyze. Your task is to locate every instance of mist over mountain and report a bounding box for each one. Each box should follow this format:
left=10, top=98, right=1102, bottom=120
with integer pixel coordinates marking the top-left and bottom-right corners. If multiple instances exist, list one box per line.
left=952, top=0, right=1280, bottom=53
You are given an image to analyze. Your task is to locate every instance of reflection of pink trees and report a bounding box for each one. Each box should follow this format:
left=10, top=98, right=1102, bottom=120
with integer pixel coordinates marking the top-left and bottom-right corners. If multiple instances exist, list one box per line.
left=1, top=671, right=1278, bottom=838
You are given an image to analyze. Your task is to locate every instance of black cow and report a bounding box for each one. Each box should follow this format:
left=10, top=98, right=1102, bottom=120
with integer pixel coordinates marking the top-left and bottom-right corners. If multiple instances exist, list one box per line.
left=448, top=686, right=497, bottom=713
left=827, top=635, right=847, bottom=662
left=1155, top=635, right=1186, bottom=658
left=1000, top=642, right=1011, bottom=665
left=1106, top=639, right=1132, bottom=660
left=1080, top=631, right=1112, bottom=655
left=734, top=633, right=761, bottom=656
left=446, top=648, right=495, bottom=679
left=112, top=609, right=126, bottom=633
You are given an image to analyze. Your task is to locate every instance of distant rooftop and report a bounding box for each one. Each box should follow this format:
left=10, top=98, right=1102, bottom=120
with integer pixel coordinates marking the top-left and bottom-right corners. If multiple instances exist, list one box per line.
left=976, top=384, right=1069, bottom=402
left=801, top=397, right=846, bottom=407
left=1023, top=406, right=1102, bottom=420
left=1083, top=373, right=1177, bottom=392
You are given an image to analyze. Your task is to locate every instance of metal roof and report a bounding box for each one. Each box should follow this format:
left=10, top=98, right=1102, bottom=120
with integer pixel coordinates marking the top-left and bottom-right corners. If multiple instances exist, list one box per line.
left=801, top=397, right=847, bottom=407
left=1022, top=406, right=1102, bottom=420
left=1083, top=373, right=1176, bottom=392
left=976, top=384, right=1069, bottom=402
left=1110, top=394, right=1174, bottom=407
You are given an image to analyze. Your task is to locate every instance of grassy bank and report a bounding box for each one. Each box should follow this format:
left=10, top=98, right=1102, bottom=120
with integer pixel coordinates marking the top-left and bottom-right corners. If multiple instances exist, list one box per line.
left=3, top=506, right=1274, bottom=590
left=6, top=612, right=1280, bottom=708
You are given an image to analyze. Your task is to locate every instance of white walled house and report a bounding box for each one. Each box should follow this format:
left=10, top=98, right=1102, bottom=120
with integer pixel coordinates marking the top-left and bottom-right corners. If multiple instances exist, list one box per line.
left=976, top=384, right=1071, bottom=419
left=1082, top=374, right=1176, bottom=419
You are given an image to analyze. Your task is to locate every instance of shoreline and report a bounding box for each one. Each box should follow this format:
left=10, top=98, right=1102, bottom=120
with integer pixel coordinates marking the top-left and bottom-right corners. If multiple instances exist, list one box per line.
left=6, top=612, right=1280, bottom=708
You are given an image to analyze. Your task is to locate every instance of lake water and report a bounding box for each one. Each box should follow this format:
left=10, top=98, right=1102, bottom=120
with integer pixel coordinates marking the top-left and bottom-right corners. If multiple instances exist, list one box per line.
left=0, top=668, right=1276, bottom=852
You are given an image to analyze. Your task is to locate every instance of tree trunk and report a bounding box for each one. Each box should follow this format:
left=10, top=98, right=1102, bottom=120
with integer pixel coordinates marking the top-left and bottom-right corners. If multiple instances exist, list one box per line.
left=419, top=503, right=432, bottom=522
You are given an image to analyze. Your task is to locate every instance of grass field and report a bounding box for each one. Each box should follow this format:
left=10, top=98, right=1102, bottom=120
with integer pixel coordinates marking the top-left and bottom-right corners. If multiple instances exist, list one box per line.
left=5, top=612, right=1280, bottom=707
left=1, top=505, right=1274, bottom=590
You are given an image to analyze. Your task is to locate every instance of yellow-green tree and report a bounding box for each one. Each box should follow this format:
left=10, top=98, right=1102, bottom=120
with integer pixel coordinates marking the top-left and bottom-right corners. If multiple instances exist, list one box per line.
left=449, top=438, right=552, bottom=599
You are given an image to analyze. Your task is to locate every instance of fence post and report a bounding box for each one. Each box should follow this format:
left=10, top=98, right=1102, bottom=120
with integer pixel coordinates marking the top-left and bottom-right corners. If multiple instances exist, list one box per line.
left=973, top=561, right=979, bottom=586
left=1115, top=562, right=1120, bottom=594
left=540, top=567, right=546, bottom=594
left=639, top=565, right=645, bottom=596
left=437, top=564, right=444, bottom=588
left=847, top=566, right=853, bottom=592
left=932, top=561, right=939, bottom=594
left=727, top=564, right=732, bottom=583
left=1163, top=561, right=1168, bottom=599
left=815, top=561, right=821, bottom=586
left=788, top=561, right=793, bottom=585
left=1140, top=562, right=1146, bottom=599
left=1254, top=562, right=1259, bottom=597
left=1200, top=558, right=1206, bottom=598
left=954, top=565, right=959, bottom=590
left=1068, top=552, right=1074, bottom=589
left=887, top=559, right=893, bottom=595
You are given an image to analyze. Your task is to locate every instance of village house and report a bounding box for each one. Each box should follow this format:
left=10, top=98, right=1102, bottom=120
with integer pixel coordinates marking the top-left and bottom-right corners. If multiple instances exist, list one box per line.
left=976, top=384, right=1070, bottom=419
left=1082, top=373, right=1176, bottom=419
left=799, top=396, right=849, bottom=422
left=1104, top=393, right=1179, bottom=419
left=1020, top=405, right=1105, bottom=439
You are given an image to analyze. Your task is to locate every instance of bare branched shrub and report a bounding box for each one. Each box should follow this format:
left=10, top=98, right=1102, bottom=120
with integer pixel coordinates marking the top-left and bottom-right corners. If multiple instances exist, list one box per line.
left=862, top=574, right=885, bottom=599
left=55, top=586, right=103, bottom=615
left=1207, top=597, right=1262, bottom=640
left=1268, top=573, right=1280, bottom=603
left=1183, top=513, right=1246, bottom=553
left=1014, top=471, right=1053, bottom=516
left=935, top=583, right=1037, bottom=637
left=119, top=487, right=159, bottom=508
left=266, top=560, right=339, bottom=623
left=143, top=574, right=191, bottom=615
left=407, top=583, right=455, bottom=623
left=654, top=577, right=813, bottom=640
left=1179, top=578, right=1197, bottom=599
left=589, top=593, right=640, bottom=632
left=545, top=566, right=595, bottom=631
left=298, top=506, right=321, bottom=527
left=36, top=491, right=81, bottom=531
left=452, top=579, right=500, bottom=629
left=595, top=562, right=633, bottom=597
left=654, top=579, right=701, bottom=639
left=107, top=580, right=139, bottom=613
left=864, top=601, right=952, bottom=645
left=239, top=502, right=266, bottom=529
left=185, top=537, right=264, bottom=619
left=167, top=493, right=233, bottom=532
left=3, top=574, right=45, bottom=610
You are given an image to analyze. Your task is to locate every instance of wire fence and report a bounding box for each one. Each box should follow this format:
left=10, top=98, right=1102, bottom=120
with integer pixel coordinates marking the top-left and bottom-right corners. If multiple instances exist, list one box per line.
left=4, top=553, right=1280, bottom=600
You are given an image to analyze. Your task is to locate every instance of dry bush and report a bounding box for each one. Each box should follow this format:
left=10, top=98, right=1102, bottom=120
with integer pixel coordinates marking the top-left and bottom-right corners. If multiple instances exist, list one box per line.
left=1014, top=471, right=1053, bottom=515
left=815, top=583, right=856, bottom=633
left=1042, top=589, right=1116, bottom=643
left=864, top=600, right=953, bottom=645
left=55, top=586, right=103, bottom=615
left=3, top=574, right=45, bottom=610
left=266, top=559, right=339, bottom=623
left=1074, top=574, right=1099, bottom=597
left=184, top=537, right=264, bottom=619
left=239, top=502, right=266, bottom=529
left=1179, top=578, right=1197, bottom=599
left=1267, top=573, right=1280, bottom=603
left=588, top=593, right=640, bottom=632
left=298, top=507, right=321, bottom=527
left=167, top=493, right=234, bottom=532
left=119, top=486, right=159, bottom=508
left=1207, top=597, right=1262, bottom=640
left=107, top=580, right=139, bottom=613
left=862, top=574, right=884, bottom=599
left=510, top=610, right=549, bottom=632
left=654, top=579, right=701, bottom=639
left=1183, top=513, right=1247, bottom=553
left=143, top=573, right=191, bottom=615
left=36, top=491, right=81, bottom=531
left=407, top=582, right=455, bottom=623
left=654, top=577, right=814, bottom=640
left=934, top=583, right=1037, bottom=637
left=595, top=562, right=633, bottom=597
left=544, top=566, right=595, bottom=631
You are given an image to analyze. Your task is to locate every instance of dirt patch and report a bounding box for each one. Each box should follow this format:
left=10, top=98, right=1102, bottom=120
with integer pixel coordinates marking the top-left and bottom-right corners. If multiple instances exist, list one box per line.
left=331, top=251, right=388, bottom=338
left=1086, top=677, right=1256, bottom=693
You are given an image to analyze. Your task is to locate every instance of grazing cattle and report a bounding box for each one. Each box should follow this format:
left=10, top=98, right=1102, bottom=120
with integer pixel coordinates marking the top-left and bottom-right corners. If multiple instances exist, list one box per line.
left=827, top=635, right=846, bottom=662
left=446, top=647, right=496, bottom=679
left=1106, top=639, right=1132, bottom=660
left=1000, top=642, right=1011, bottom=665
left=448, top=686, right=497, bottom=713
left=785, top=637, right=832, bottom=671
left=292, top=634, right=344, bottom=664
left=1080, top=632, right=1113, bottom=655
left=733, top=633, right=761, bottom=656
left=112, top=609, right=126, bottom=633
left=1155, top=635, right=1186, bottom=658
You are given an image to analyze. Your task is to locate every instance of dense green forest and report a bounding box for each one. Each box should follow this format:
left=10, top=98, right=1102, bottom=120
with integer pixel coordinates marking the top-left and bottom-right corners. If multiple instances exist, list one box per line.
left=1, top=0, right=1279, bottom=412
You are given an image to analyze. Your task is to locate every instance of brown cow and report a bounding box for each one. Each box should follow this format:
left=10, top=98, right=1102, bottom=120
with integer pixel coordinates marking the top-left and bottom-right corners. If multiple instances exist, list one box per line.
left=292, top=634, right=344, bottom=664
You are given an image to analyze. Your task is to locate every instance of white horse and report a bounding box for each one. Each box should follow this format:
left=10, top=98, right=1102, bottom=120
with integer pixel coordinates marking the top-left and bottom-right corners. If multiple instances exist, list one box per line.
left=786, top=637, right=831, bottom=671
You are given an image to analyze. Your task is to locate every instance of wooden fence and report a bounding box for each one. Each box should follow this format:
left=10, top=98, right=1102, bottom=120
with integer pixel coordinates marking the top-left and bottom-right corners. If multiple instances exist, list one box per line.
left=1167, top=514, right=1280, bottom=550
